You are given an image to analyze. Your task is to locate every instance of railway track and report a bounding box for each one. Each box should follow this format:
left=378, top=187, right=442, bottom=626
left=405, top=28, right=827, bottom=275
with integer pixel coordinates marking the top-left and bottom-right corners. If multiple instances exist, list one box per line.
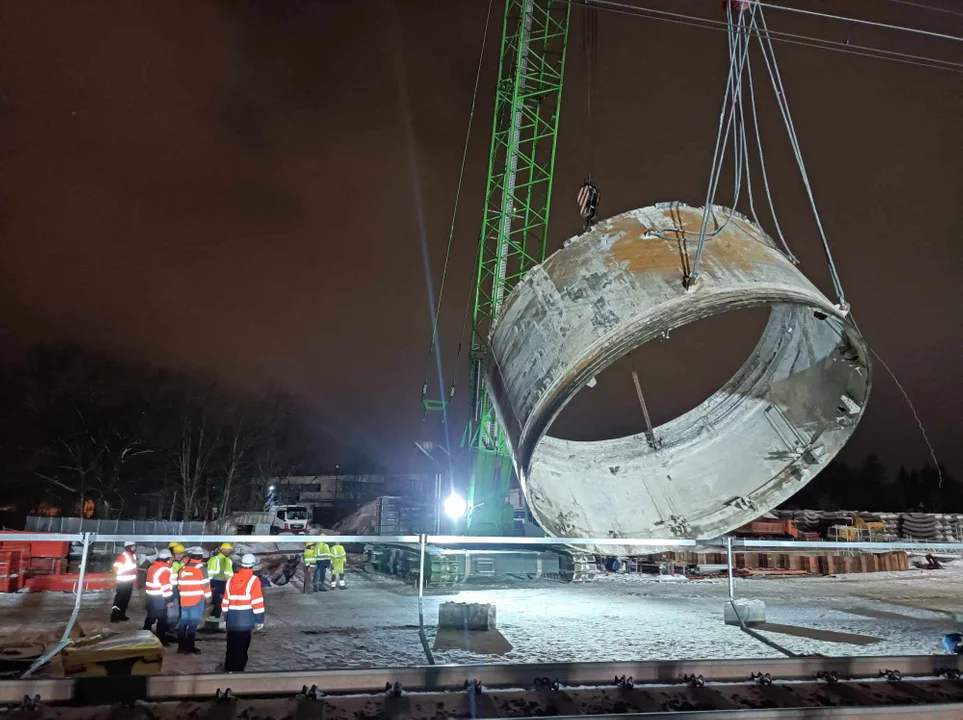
left=3, top=655, right=963, bottom=717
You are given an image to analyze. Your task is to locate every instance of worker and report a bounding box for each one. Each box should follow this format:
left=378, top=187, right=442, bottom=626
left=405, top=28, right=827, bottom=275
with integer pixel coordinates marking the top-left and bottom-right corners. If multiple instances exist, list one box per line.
left=302, top=541, right=319, bottom=591
left=207, top=542, right=234, bottom=619
left=330, top=542, right=347, bottom=589
left=144, top=549, right=174, bottom=644
left=169, top=542, right=186, bottom=626
left=313, top=533, right=331, bottom=592
left=170, top=543, right=187, bottom=576
left=110, top=540, right=138, bottom=622
left=220, top=553, right=265, bottom=672
left=176, top=547, right=211, bottom=654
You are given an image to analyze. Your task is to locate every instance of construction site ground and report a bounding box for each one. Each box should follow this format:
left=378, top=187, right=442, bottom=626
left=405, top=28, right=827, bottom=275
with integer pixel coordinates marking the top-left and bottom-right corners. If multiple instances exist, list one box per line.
left=1, top=557, right=962, bottom=675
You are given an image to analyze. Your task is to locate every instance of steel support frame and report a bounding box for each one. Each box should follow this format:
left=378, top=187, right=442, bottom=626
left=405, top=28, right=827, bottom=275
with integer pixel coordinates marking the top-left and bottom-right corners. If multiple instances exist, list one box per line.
left=467, top=0, right=570, bottom=535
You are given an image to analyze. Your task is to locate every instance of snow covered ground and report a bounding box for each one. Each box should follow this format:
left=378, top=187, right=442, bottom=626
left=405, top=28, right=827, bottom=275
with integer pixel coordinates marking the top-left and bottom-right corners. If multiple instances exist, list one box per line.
left=2, top=558, right=962, bottom=675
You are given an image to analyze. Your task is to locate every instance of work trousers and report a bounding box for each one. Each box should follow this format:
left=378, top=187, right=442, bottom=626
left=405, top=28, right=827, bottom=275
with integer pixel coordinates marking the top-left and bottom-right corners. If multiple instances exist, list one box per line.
left=144, top=615, right=171, bottom=642
left=332, top=572, right=346, bottom=588
left=210, top=579, right=227, bottom=618
left=314, top=561, right=330, bottom=591
left=224, top=630, right=252, bottom=672
left=177, top=603, right=203, bottom=652
left=111, top=581, right=134, bottom=620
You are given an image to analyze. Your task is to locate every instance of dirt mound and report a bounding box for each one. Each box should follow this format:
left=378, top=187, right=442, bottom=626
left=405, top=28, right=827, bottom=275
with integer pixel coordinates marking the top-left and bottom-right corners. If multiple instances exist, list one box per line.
left=331, top=499, right=380, bottom=535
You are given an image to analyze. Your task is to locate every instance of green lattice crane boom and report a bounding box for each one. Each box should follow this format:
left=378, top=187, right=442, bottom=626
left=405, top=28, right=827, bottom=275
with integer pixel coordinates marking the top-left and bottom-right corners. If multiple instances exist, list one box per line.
left=465, top=0, right=570, bottom=535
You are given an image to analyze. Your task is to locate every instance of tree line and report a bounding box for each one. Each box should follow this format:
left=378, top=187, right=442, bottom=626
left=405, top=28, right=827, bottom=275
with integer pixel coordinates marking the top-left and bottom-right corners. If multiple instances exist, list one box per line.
left=781, top=454, right=959, bottom=513
left=0, top=345, right=318, bottom=520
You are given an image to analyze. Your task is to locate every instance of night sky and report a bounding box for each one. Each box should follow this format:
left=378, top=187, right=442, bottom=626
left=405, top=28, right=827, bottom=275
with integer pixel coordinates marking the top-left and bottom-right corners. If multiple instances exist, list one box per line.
left=1, top=0, right=960, bottom=477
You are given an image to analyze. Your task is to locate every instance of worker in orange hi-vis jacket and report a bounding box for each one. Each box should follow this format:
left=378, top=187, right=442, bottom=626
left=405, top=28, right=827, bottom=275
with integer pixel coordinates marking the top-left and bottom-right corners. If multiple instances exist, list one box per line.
left=144, top=549, right=175, bottom=645
left=110, top=540, right=138, bottom=622
left=176, top=547, right=211, bottom=654
left=220, top=553, right=265, bottom=672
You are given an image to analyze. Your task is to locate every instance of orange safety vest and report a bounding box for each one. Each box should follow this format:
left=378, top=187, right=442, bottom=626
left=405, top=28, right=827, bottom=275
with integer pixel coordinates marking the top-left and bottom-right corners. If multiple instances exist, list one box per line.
left=177, top=560, right=211, bottom=606
left=113, top=550, right=137, bottom=583
left=145, top=562, right=173, bottom=598
left=221, top=568, right=265, bottom=631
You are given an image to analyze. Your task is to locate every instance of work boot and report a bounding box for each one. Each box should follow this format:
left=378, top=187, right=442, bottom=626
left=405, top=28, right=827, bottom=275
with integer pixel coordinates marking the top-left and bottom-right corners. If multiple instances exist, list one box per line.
left=110, top=608, right=123, bottom=623
left=176, top=633, right=188, bottom=654
left=143, top=619, right=153, bottom=631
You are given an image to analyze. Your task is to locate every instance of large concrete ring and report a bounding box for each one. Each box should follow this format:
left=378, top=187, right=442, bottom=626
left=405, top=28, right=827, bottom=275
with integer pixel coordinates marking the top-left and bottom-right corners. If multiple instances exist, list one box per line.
left=486, top=202, right=871, bottom=542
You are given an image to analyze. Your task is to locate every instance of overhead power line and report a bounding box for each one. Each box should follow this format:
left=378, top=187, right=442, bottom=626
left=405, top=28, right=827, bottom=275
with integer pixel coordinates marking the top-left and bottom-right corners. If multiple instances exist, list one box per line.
left=752, top=0, right=963, bottom=43
left=883, top=0, right=963, bottom=18
left=560, top=0, right=963, bottom=73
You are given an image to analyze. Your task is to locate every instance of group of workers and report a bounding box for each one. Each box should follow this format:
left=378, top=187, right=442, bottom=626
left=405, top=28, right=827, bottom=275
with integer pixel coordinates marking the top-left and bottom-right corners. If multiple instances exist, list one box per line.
left=303, top=535, right=347, bottom=591
left=113, top=541, right=264, bottom=671
left=112, top=534, right=348, bottom=672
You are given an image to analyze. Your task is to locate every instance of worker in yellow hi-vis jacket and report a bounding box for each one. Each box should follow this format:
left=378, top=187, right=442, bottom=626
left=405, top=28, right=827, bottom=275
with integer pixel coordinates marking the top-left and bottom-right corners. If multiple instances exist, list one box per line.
left=330, top=542, right=347, bottom=589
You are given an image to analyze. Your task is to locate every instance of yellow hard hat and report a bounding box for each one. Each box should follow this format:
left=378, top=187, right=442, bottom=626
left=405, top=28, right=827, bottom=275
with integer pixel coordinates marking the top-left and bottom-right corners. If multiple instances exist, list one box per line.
left=219, top=542, right=234, bottom=552
left=171, top=543, right=185, bottom=554
left=306, top=542, right=315, bottom=548
left=168, top=541, right=178, bottom=549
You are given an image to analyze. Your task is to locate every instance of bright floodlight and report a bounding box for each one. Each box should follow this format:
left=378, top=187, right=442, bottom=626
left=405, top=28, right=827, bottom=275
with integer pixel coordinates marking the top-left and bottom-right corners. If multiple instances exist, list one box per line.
left=268, top=485, right=275, bottom=492
left=444, top=492, right=467, bottom=521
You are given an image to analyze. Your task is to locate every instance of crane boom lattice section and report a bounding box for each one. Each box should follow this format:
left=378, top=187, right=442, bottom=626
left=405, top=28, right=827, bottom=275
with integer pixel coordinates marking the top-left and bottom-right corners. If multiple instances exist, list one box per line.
left=467, top=0, right=570, bottom=534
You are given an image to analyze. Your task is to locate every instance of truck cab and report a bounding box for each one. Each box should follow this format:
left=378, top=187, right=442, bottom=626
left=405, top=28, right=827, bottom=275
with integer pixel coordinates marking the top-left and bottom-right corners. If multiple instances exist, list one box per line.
left=272, top=505, right=310, bottom=534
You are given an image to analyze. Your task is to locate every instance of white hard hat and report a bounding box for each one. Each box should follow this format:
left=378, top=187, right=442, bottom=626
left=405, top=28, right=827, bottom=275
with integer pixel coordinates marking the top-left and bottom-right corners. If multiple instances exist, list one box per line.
left=157, top=549, right=172, bottom=560
left=188, top=546, right=205, bottom=558
left=240, top=553, right=257, bottom=568
left=123, top=540, right=136, bottom=548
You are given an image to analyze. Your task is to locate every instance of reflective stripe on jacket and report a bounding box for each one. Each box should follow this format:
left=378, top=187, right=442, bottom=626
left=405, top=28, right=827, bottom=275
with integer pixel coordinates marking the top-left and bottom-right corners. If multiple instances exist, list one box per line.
left=330, top=544, right=346, bottom=574
left=303, top=546, right=318, bottom=566
left=177, top=561, right=211, bottom=606
left=221, top=568, right=265, bottom=631
left=207, top=553, right=234, bottom=582
left=113, top=551, right=137, bottom=583
left=145, top=562, right=173, bottom=598
left=314, top=542, right=331, bottom=561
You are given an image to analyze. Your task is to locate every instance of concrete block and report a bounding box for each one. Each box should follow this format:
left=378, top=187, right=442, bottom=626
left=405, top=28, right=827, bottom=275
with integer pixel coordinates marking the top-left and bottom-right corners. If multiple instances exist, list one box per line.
left=439, top=602, right=496, bottom=631
left=724, top=599, right=766, bottom=626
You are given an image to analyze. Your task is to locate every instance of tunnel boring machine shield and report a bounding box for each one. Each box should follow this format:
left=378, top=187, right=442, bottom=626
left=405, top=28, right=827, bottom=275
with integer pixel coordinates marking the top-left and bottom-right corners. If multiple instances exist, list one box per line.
left=485, top=202, right=871, bottom=545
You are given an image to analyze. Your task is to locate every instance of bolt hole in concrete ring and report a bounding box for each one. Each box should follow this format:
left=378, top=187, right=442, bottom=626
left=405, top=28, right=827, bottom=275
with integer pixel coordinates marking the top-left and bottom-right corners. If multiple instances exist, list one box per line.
left=486, top=203, right=871, bottom=550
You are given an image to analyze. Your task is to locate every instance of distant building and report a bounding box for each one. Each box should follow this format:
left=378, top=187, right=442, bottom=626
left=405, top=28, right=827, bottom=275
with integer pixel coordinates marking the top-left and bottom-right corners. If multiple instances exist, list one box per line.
left=266, top=474, right=435, bottom=526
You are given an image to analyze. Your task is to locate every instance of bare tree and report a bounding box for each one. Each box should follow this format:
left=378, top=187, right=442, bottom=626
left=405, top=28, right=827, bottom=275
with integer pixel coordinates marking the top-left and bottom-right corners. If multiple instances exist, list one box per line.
left=215, top=411, right=258, bottom=518
left=171, top=402, right=221, bottom=521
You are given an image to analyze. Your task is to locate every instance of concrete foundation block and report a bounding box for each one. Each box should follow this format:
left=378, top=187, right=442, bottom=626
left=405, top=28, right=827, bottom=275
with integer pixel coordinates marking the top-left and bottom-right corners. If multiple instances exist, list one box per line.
left=438, top=602, right=496, bottom=631
left=724, top=599, right=767, bottom=626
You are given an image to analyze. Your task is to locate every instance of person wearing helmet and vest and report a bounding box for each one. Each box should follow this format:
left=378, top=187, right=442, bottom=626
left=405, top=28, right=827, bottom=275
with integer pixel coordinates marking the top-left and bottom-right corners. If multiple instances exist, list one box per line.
left=208, top=542, right=234, bottom=618
left=110, top=541, right=138, bottom=622
left=220, top=553, right=264, bottom=672
left=176, top=547, right=211, bottom=654
left=170, top=543, right=187, bottom=577
left=330, top=542, right=347, bottom=589
left=313, top=533, right=331, bottom=592
left=302, top=542, right=319, bottom=592
left=144, top=549, right=175, bottom=644
left=169, top=542, right=187, bottom=628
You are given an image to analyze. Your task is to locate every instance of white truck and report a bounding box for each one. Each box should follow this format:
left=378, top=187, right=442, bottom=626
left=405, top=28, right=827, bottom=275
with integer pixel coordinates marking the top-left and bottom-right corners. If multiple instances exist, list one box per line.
left=219, top=505, right=311, bottom=535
